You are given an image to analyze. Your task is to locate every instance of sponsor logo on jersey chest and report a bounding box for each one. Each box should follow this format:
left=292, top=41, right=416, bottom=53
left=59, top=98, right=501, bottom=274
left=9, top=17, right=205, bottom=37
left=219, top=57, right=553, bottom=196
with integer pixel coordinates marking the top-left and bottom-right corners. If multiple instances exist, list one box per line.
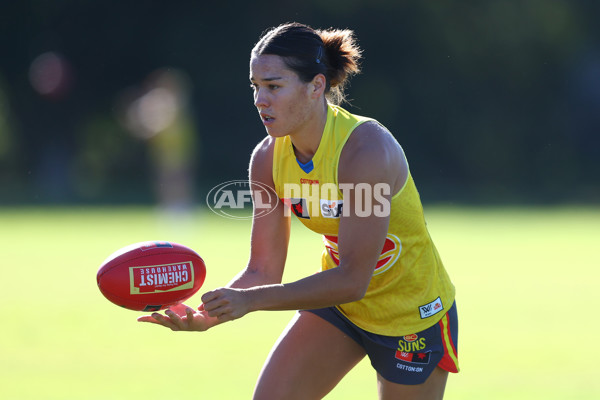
left=320, top=199, right=344, bottom=218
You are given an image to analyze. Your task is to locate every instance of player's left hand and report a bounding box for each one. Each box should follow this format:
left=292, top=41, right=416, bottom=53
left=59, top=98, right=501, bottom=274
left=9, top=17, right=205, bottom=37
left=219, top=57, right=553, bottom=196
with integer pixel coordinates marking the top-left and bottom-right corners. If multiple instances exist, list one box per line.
left=201, top=288, right=250, bottom=322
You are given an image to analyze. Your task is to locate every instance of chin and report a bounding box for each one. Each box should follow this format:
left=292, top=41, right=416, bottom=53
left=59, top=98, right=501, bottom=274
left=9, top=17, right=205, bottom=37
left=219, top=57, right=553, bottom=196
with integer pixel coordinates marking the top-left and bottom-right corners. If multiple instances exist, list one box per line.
left=265, top=127, right=288, bottom=138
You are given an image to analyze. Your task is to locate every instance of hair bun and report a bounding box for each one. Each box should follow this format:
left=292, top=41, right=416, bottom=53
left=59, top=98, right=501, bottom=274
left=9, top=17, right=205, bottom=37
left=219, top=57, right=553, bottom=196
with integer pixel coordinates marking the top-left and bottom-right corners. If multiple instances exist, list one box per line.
left=317, top=28, right=362, bottom=89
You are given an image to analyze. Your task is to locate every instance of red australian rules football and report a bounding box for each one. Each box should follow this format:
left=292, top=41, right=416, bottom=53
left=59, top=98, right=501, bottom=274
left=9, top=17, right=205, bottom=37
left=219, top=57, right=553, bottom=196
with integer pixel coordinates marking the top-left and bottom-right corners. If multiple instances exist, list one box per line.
left=97, top=241, right=206, bottom=312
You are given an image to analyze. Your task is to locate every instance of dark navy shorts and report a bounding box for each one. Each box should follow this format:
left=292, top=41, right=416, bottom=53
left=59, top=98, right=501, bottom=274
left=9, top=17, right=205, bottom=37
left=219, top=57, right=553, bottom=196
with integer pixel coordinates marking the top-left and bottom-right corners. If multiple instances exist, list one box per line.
left=304, top=301, right=459, bottom=385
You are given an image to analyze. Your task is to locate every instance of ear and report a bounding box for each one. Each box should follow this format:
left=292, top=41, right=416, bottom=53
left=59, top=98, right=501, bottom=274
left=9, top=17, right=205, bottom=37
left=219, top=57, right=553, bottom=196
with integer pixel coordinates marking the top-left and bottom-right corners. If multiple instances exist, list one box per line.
left=309, top=74, right=327, bottom=99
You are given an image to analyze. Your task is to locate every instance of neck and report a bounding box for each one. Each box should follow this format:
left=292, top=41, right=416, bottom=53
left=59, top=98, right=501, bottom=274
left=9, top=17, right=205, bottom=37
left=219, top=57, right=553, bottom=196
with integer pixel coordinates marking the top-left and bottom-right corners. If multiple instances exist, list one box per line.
left=290, top=101, right=328, bottom=164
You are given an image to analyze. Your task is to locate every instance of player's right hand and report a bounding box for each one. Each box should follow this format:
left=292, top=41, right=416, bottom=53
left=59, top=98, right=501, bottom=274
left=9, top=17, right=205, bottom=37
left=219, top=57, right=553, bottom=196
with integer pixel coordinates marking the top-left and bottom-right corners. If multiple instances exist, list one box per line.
left=137, top=303, right=219, bottom=332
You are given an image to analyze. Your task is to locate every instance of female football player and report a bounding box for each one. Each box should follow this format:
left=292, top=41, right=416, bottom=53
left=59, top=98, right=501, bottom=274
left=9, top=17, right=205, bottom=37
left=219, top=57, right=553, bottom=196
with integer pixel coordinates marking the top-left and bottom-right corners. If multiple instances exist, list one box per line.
left=139, top=22, right=459, bottom=400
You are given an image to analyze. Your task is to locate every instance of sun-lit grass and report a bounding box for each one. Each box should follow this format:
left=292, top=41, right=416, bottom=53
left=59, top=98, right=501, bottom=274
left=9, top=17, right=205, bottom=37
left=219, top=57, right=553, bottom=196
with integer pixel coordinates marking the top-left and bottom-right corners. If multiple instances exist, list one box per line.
left=0, top=206, right=598, bottom=399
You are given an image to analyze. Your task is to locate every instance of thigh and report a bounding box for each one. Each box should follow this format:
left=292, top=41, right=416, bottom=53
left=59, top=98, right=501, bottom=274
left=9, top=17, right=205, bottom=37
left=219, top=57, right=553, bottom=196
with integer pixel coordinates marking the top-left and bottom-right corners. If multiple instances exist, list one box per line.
left=377, top=367, right=448, bottom=400
left=253, top=311, right=367, bottom=400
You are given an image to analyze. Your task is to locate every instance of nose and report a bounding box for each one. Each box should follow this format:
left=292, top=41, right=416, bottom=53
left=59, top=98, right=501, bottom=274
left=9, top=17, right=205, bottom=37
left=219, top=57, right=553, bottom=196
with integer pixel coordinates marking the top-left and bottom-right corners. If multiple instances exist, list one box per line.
left=254, top=87, right=268, bottom=108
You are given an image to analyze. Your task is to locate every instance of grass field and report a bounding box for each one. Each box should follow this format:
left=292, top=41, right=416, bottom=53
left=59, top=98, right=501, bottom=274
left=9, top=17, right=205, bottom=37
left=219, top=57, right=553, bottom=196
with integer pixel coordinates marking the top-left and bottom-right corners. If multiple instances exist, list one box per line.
left=1, top=206, right=598, bottom=399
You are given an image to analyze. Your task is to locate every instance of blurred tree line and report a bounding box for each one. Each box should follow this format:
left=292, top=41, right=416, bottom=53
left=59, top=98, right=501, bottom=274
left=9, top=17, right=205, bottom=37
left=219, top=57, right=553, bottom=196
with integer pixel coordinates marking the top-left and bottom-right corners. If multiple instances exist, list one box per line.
left=0, top=0, right=598, bottom=206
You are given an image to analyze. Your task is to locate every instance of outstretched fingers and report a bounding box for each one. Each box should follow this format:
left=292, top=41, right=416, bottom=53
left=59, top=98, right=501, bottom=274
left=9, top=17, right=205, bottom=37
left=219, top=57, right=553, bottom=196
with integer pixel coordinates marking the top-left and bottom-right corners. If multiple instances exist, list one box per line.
left=137, top=302, right=218, bottom=332
left=137, top=314, right=160, bottom=324
left=152, top=312, right=181, bottom=331
left=164, top=309, right=185, bottom=330
left=185, top=306, right=195, bottom=322
left=137, top=311, right=180, bottom=331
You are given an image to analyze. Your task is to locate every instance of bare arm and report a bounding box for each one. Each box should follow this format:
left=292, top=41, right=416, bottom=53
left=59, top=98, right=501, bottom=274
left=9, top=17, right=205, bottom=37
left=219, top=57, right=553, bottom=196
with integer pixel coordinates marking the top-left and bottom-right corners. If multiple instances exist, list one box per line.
left=224, top=136, right=291, bottom=289
left=138, top=136, right=291, bottom=330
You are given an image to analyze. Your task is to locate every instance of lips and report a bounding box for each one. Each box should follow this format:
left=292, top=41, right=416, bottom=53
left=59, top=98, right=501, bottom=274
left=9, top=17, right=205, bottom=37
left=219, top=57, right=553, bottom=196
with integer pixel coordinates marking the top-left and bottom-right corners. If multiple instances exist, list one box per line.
left=260, top=112, right=275, bottom=124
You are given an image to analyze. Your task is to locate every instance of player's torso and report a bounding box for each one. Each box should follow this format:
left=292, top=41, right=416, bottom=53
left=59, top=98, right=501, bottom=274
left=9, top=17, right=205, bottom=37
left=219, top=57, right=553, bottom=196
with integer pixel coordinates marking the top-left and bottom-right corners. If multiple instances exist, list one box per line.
left=271, top=104, right=455, bottom=336
left=272, top=104, right=369, bottom=233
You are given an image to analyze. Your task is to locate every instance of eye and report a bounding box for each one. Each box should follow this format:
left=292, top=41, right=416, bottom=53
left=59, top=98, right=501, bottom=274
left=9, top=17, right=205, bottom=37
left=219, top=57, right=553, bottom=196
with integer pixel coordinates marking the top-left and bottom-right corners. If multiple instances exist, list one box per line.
left=268, top=84, right=280, bottom=90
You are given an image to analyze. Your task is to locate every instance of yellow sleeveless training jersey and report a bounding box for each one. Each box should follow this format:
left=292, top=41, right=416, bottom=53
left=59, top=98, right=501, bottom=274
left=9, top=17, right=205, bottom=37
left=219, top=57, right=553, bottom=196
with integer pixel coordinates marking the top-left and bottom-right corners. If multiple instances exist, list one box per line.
left=272, top=104, right=455, bottom=336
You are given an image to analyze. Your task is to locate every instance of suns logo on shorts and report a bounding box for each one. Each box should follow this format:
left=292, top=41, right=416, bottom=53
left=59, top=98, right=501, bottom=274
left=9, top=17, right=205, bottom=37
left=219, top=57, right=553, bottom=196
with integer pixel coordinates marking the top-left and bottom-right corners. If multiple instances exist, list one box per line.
left=323, top=234, right=401, bottom=275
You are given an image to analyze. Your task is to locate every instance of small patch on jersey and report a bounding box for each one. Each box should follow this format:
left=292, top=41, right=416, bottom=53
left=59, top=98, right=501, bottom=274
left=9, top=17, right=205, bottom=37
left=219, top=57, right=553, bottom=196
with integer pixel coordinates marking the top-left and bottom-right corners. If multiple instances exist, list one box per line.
left=419, top=297, right=443, bottom=319
left=320, top=199, right=344, bottom=218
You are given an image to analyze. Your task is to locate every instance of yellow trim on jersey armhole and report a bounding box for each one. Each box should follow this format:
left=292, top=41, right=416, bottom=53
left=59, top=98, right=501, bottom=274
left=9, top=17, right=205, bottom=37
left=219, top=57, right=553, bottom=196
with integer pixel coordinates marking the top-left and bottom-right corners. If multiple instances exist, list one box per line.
left=391, top=139, right=411, bottom=199
left=272, top=137, right=283, bottom=195
left=392, top=163, right=411, bottom=200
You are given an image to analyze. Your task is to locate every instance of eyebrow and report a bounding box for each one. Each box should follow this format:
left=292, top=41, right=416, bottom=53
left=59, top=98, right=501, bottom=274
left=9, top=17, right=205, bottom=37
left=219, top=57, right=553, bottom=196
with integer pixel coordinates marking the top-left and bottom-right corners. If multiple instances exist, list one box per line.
left=249, top=76, right=283, bottom=82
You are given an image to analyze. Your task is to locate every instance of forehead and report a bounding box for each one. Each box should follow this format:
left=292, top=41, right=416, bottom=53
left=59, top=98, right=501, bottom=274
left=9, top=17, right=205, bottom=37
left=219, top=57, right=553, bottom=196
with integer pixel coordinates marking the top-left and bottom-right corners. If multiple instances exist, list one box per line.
left=249, top=54, right=297, bottom=81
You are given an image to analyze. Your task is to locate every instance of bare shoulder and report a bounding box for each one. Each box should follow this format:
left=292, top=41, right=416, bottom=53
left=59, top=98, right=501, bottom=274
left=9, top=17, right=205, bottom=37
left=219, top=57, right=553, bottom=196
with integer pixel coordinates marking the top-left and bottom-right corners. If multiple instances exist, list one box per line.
left=339, top=121, right=408, bottom=190
left=249, top=136, right=276, bottom=184
left=343, top=121, right=403, bottom=161
left=251, top=135, right=276, bottom=166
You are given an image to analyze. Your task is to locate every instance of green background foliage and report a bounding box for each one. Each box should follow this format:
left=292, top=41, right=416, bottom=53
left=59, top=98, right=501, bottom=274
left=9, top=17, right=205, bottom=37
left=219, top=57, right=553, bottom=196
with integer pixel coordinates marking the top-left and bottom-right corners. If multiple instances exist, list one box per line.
left=0, top=1, right=599, bottom=204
